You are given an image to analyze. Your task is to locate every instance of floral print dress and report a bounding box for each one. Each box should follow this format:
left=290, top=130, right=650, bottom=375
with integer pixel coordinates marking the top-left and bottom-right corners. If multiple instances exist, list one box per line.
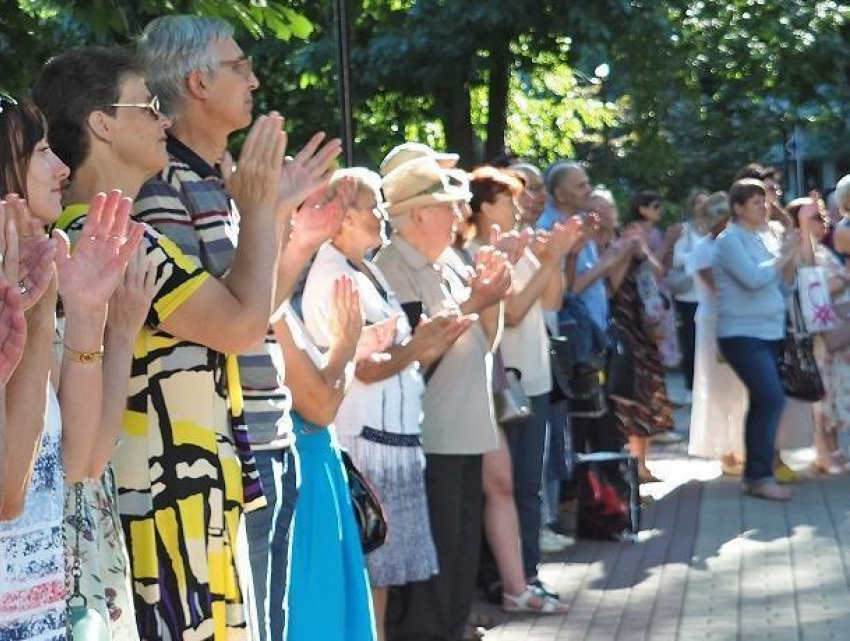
left=64, top=470, right=139, bottom=640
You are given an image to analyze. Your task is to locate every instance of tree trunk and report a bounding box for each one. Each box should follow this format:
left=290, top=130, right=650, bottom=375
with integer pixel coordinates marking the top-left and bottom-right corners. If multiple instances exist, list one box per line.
left=435, top=81, right=476, bottom=167
left=485, top=37, right=511, bottom=163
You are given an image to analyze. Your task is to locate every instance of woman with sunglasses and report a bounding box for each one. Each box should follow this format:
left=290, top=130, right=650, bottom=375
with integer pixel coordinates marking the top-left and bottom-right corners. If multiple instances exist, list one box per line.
left=605, top=191, right=677, bottom=483
left=0, top=95, right=143, bottom=639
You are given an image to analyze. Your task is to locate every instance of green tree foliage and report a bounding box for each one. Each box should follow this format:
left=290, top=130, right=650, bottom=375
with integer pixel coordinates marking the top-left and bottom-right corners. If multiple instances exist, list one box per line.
left=1, top=0, right=312, bottom=94
left=5, top=0, right=850, bottom=202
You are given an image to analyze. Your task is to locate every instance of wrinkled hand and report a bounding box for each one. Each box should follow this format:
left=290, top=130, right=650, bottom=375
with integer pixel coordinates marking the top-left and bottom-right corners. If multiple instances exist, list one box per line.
left=490, top=226, right=529, bottom=265
left=413, top=310, right=476, bottom=363
left=535, top=219, right=582, bottom=263
left=326, top=275, right=363, bottom=351
left=107, top=246, right=170, bottom=340
left=0, top=213, right=25, bottom=386
left=355, top=314, right=398, bottom=363
left=289, top=176, right=356, bottom=253
left=277, top=132, right=343, bottom=213
left=469, top=246, right=512, bottom=308
left=54, top=190, right=144, bottom=315
left=222, top=113, right=287, bottom=218
left=1, top=195, right=56, bottom=311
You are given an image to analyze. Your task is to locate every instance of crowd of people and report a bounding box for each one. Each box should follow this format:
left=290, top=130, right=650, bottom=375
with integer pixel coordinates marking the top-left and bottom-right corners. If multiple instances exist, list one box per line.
left=1, top=13, right=849, bottom=641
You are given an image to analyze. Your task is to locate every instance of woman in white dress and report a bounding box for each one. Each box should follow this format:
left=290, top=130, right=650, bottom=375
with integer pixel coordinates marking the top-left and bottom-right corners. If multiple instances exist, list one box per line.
left=687, top=192, right=747, bottom=473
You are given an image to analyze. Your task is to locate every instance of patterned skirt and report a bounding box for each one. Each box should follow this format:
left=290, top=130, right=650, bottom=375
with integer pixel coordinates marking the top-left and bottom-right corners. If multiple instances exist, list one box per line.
left=609, top=265, right=675, bottom=438
left=337, top=427, right=439, bottom=587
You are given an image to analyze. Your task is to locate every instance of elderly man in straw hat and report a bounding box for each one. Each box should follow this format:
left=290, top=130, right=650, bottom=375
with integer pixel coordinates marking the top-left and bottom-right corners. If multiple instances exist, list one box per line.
left=376, top=157, right=512, bottom=640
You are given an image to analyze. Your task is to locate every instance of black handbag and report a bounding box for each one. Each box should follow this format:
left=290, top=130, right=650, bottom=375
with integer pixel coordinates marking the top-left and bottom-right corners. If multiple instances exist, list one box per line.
left=340, top=449, right=388, bottom=554
left=779, top=292, right=825, bottom=402
left=549, top=333, right=607, bottom=418
left=605, top=326, right=635, bottom=400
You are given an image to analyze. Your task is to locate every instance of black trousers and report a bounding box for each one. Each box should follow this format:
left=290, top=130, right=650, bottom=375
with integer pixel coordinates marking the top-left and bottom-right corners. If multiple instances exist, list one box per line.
left=675, top=299, right=698, bottom=391
left=387, top=453, right=483, bottom=641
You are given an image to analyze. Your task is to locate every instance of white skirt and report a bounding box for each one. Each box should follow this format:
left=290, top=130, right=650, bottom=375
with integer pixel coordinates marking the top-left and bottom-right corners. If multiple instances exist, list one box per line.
left=688, top=313, right=747, bottom=459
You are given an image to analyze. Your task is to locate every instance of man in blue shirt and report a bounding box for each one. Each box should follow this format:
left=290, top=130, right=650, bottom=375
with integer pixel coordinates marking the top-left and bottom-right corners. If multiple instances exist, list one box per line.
left=538, top=162, right=630, bottom=330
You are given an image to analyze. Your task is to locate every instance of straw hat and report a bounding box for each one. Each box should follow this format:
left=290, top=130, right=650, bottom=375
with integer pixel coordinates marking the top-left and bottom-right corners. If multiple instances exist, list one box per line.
left=382, top=157, right=470, bottom=217
left=379, top=142, right=459, bottom=177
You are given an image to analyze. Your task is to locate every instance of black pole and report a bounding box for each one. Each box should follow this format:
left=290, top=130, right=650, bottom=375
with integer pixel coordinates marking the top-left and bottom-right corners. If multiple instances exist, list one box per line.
left=333, top=0, right=354, bottom=167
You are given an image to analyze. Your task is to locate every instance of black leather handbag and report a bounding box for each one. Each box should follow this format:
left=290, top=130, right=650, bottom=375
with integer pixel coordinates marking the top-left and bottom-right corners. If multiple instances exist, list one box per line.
left=340, top=449, right=388, bottom=554
left=779, top=292, right=825, bottom=402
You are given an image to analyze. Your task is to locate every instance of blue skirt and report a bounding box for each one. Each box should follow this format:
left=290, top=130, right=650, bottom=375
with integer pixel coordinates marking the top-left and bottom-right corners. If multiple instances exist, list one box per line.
left=285, top=412, right=376, bottom=640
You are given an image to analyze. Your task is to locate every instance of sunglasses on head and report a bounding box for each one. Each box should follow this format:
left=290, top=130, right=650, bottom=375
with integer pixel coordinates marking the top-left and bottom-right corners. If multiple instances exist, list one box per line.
left=0, top=93, right=18, bottom=115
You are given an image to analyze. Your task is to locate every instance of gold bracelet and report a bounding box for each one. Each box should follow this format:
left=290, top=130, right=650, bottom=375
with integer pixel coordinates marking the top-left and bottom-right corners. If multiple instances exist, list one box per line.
left=63, top=345, right=104, bottom=364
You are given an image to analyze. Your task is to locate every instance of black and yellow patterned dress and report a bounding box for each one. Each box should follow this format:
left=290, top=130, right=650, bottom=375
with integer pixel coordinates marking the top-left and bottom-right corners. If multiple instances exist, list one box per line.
left=57, top=191, right=263, bottom=640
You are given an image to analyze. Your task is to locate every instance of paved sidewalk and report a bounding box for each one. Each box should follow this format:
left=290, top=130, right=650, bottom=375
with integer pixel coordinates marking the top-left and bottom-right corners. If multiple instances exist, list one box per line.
left=480, top=378, right=850, bottom=640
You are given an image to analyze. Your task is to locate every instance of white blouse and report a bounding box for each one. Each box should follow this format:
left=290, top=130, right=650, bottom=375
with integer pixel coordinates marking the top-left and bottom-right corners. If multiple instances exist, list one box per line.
left=302, top=242, right=425, bottom=438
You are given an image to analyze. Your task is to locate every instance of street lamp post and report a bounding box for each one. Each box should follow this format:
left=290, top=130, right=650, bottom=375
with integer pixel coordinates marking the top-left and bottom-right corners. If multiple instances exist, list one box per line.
left=332, top=0, right=354, bottom=167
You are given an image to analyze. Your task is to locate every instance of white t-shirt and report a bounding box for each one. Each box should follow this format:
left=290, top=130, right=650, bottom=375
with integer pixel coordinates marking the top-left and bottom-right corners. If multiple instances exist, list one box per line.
left=499, top=249, right=552, bottom=396
left=671, top=222, right=705, bottom=303
left=302, top=242, right=425, bottom=438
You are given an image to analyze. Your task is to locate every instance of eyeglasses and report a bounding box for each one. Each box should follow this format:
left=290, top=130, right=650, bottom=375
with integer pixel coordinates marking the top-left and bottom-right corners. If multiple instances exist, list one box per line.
left=0, top=94, right=18, bottom=115
left=219, top=56, right=254, bottom=79
left=107, top=95, right=162, bottom=120
left=649, top=202, right=661, bottom=210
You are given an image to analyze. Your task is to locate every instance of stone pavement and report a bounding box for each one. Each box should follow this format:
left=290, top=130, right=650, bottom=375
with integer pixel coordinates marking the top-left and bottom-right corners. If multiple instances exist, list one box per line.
left=479, top=378, right=850, bottom=640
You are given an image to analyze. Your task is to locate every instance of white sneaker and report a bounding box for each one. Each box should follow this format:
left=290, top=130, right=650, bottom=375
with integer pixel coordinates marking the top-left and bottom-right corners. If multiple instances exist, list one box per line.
left=539, top=527, right=575, bottom=553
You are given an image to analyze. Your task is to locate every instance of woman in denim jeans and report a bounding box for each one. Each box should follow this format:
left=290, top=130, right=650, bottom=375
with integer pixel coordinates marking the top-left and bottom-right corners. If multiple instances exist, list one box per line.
left=713, top=179, right=800, bottom=500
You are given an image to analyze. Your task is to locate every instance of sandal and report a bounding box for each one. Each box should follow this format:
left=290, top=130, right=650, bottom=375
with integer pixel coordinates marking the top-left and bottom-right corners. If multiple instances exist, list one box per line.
left=503, top=585, right=568, bottom=614
left=810, top=457, right=844, bottom=476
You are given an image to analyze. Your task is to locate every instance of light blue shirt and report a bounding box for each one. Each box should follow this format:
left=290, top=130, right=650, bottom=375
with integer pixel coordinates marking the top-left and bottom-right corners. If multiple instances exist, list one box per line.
left=536, top=202, right=609, bottom=329
left=713, top=222, right=787, bottom=341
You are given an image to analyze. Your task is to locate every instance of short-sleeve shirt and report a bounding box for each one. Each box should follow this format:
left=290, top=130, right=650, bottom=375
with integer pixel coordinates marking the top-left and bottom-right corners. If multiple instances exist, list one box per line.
left=538, top=204, right=608, bottom=329
left=302, top=242, right=425, bottom=438
left=133, top=135, right=293, bottom=450
left=375, top=235, right=498, bottom=455
left=499, top=249, right=552, bottom=396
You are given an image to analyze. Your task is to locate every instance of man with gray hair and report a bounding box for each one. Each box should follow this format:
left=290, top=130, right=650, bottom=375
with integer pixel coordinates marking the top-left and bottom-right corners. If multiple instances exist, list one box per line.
left=538, top=162, right=630, bottom=330
left=133, top=15, right=341, bottom=640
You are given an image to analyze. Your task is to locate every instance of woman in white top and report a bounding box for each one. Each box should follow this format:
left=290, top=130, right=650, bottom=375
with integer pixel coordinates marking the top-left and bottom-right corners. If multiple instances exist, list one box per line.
left=466, top=167, right=577, bottom=612
left=686, top=192, right=747, bottom=472
left=302, top=169, right=469, bottom=640
left=670, top=188, right=709, bottom=402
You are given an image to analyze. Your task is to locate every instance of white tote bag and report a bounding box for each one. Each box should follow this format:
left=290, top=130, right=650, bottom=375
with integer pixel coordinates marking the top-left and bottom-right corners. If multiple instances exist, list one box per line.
left=797, top=266, right=836, bottom=333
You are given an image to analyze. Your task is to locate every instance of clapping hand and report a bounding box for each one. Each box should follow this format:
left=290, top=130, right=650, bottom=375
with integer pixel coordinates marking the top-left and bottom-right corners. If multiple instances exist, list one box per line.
left=289, top=176, right=356, bottom=253
left=469, top=246, right=512, bottom=308
left=53, top=190, right=144, bottom=316
left=1, top=195, right=56, bottom=311
left=490, top=225, right=529, bottom=265
left=277, top=132, right=343, bottom=214
left=222, top=113, right=287, bottom=219
left=325, top=275, right=363, bottom=353
left=107, top=246, right=170, bottom=341
left=355, top=314, right=398, bottom=364
left=413, top=310, right=476, bottom=364
left=0, top=211, right=26, bottom=386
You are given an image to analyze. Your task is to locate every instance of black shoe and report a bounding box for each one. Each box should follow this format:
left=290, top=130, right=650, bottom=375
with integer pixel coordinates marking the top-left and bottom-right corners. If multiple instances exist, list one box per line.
left=528, top=577, right=560, bottom=600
